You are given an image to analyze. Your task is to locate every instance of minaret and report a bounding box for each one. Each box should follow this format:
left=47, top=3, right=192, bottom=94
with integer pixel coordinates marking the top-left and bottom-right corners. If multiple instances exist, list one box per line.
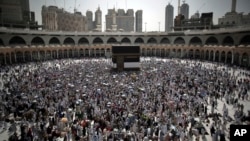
left=111, top=8, right=117, bottom=31
left=231, top=0, right=236, bottom=13
left=95, top=6, right=102, bottom=32
left=178, top=0, right=181, bottom=15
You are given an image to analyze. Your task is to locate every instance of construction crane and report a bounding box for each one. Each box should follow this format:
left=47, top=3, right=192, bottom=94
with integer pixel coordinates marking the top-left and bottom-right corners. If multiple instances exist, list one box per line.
left=197, top=3, right=206, bottom=13
left=178, top=0, right=180, bottom=15
left=53, top=0, right=57, bottom=6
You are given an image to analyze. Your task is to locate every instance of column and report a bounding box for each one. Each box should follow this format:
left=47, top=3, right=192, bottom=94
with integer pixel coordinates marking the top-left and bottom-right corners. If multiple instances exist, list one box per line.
left=9, top=54, right=12, bottom=64
left=14, top=53, right=17, bottom=63
left=225, top=54, right=227, bottom=64
left=219, top=52, right=221, bottom=62
left=30, top=52, right=33, bottom=61
left=57, top=50, right=59, bottom=59
left=231, top=53, right=234, bottom=64
left=43, top=51, right=45, bottom=60
left=23, top=52, right=25, bottom=62
left=248, top=56, right=250, bottom=67
left=38, top=51, right=40, bottom=61
left=239, top=55, right=242, bottom=66
left=213, top=52, right=216, bottom=61
left=208, top=51, right=211, bottom=60
left=4, top=53, right=6, bottom=65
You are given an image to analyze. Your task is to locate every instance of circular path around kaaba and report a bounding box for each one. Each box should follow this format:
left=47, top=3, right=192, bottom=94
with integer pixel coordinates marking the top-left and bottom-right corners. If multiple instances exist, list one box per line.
left=0, top=57, right=250, bottom=141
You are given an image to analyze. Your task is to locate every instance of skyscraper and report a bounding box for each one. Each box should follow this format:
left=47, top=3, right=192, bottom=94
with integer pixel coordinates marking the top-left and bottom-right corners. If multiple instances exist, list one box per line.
left=105, top=8, right=134, bottom=32
left=165, top=3, right=174, bottom=32
left=135, top=10, right=143, bottom=32
left=0, top=0, right=38, bottom=29
left=94, top=7, right=102, bottom=32
left=86, top=10, right=94, bottom=31
left=42, top=6, right=87, bottom=31
left=180, top=1, right=189, bottom=19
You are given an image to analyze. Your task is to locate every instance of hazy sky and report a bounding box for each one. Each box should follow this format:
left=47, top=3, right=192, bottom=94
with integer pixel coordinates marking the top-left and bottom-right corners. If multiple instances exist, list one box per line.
left=30, top=0, right=250, bottom=31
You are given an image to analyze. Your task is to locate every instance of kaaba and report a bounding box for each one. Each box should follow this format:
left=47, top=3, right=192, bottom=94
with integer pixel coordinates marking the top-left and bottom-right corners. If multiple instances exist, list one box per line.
left=112, top=46, right=140, bottom=71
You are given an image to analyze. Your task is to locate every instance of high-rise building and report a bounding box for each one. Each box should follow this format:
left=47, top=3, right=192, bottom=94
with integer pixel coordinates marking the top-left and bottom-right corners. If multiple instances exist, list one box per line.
left=165, top=3, right=174, bottom=32
left=42, top=6, right=87, bottom=31
left=218, top=0, right=250, bottom=28
left=135, top=10, right=143, bottom=32
left=86, top=10, right=94, bottom=31
left=105, top=8, right=135, bottom=32
left=0, top=0, right=38, bottom=29
left=180, top=1, right=189, bottom=19
left=94, top=7, right=102, bottom=31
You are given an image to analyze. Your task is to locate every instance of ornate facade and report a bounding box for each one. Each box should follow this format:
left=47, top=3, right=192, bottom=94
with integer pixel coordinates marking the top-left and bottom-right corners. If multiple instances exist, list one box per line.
left=0, top=27, right=250, bottom=68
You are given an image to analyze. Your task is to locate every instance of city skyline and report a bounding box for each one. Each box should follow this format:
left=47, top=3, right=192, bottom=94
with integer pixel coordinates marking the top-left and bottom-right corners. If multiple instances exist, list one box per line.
left=30, top=0, right=250, bottom=32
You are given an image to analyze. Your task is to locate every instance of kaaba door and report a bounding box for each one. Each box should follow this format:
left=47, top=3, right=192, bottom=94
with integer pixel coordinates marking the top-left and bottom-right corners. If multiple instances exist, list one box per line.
left=117, top=56, right=124, bottom=71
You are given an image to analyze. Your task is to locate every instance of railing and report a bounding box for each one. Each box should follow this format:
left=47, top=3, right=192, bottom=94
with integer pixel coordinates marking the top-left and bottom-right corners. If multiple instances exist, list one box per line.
left=1, top=25, right=250, bottom=36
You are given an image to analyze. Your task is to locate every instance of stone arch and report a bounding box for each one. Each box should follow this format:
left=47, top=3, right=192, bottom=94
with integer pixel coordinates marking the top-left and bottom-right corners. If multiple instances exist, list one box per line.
left=161, top=49, right=165, bottom=57
left=63, top=49, right=68, bottom=58
left=58, top=50, right=63, bottom=59
left=0, top=38, right=4, bottom=46
left=205, top=36, right=219, bottom=45
left=93, top=37, right=103, bottom=44
left=68, top=49, right=73, bottom=57
left=174, top=37, right=185, bottom=45
left=78, top=37, right=89, bottom=44
left=195, top=49, right=200, bottom=59
left=79, top=49, right=84, bottom=57
left=52, top=50, right=57, bottom=59
left=100, top=48, right=105, bottom=56
left=9, top=36, right=26, bottom=45
left=0, top=53, right=4, bottom=65
left=147, top=48, right=151, bottom=56
left=147, top=37, right=157, bottom=44
left=107, top=37, right=118, bottom=44
left=142, top=48, right=146, bottom=56
left=188, top=49, right=194, bottom=59
left=160, top=38, right=170, bottom=44
left=239, top=35, right=250, bottom=45
left=85, top=48, right=89, bottom=56
left=31, top=37, right=45, bottom=45
left=166, top=49, right=170, bottom=57
left=226, top=51, right=232, bottom=64
left=121, top=37, right=131, bottom=44
left=242, top=53, right=249, bottom=67
left=222, top=36, right=234, bottom=46
left=49, top=37, right=60, bottom=45
left=221, top=51, right=226, bottom=62
left=176, top=49, right=181, bottom=58
left=64, top=37, right=75, bottom=45
left=210, top=50, right=214, bottom=61
left=205, top=50, right=209, bottom=60
left=189, top=37, right=202, bottom=45
left=24, top=51, right=31, bottom=62
left=215, top=50, right=220, bottom=62
left=134, top=37, right=144, bottom=44
left=234, top=52, right=240, bottom=65
left=16, top=51, right=23, bottom=63
left=39, top=50, right=46, bottom=61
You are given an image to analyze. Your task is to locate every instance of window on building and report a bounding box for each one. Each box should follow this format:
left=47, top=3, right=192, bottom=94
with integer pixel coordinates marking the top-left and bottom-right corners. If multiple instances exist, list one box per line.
left=232, top=21, right=235, bottom=24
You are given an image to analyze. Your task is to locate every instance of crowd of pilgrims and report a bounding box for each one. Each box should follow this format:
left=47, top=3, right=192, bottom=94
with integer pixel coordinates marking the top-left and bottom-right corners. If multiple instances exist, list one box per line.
left=0, top=57, right=250, bottom=141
